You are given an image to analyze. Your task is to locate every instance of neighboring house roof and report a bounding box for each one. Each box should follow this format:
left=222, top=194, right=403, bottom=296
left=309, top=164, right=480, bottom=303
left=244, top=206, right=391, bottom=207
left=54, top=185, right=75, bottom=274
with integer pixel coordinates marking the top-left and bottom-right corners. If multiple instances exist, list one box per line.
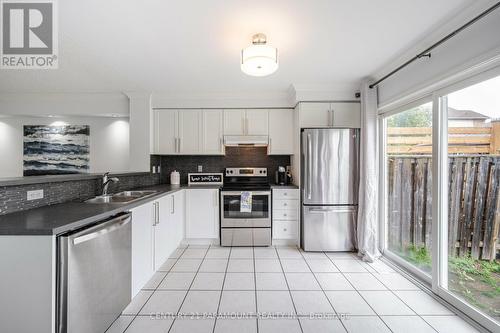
left=448, top=107, right=489, bottom=120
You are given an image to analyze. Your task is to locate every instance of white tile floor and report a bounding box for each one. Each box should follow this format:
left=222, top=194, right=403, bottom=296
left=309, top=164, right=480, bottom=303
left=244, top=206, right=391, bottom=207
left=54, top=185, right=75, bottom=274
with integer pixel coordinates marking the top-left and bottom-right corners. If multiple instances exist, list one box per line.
left=107, top=245, right=481, bottom=333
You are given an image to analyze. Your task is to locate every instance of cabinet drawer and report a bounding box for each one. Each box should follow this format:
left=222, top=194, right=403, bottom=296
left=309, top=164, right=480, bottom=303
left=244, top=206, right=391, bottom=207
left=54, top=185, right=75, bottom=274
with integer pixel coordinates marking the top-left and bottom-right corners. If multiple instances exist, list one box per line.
left=273, top=189, right=299, bottom=200
left=273, top=220, right=298, bottom=239
left=273, top=199, right=299, bottom=210
left=273, top=209, right=298, bottom=221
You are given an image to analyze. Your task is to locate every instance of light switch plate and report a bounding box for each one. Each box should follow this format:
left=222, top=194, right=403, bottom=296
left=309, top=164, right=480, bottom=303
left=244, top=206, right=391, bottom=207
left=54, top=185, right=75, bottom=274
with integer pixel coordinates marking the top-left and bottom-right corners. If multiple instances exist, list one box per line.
left=152, top=166, right=156, bottom=173
left=27, top=189, right=44, bottom=201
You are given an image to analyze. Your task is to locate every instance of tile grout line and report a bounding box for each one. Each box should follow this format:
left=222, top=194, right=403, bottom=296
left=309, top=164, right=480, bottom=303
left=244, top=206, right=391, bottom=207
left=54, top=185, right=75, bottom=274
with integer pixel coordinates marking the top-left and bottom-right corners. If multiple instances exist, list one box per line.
left=167, top=244, right=212, bottom=333
left=324, top=252, right=396, bottom=333
left=118, top=246, right=188, bottom=333
left=276, top=246, right=304, bottom=333
left=212, top=246, right=232, bottom=333
left=253, top=246, right=259, bottom=333
left=298, top=251, right=349, bottom=333
left=366, top=268, right=440, bottom=333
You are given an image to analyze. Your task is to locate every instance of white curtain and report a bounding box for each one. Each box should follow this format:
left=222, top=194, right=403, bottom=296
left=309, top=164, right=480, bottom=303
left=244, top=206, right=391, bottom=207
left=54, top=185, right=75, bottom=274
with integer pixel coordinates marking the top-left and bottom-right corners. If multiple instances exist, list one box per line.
left=357, top=79, right=381, bottom=262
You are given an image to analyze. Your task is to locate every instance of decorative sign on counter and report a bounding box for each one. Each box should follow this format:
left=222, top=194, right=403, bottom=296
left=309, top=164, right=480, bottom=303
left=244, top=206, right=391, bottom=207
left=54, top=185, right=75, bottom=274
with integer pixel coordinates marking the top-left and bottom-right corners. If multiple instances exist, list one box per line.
left=188, top=173, right=223, bottom=186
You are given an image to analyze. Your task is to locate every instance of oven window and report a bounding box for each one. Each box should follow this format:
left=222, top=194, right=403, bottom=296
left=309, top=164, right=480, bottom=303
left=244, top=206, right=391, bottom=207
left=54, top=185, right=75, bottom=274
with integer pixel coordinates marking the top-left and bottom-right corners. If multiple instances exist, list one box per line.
left=223, top=194, right=269, bottom=219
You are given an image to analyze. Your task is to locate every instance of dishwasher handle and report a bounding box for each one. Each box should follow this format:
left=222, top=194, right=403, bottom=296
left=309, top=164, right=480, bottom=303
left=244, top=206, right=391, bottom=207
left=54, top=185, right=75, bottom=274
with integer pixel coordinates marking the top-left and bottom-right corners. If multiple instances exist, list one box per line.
left=72, top=213, right=132, bottom=245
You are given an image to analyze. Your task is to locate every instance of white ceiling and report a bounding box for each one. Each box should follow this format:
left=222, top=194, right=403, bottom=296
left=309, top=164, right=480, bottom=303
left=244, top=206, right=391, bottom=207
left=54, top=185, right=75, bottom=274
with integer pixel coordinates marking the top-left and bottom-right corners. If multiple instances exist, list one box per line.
left=0, top=0, right=475, bottom=96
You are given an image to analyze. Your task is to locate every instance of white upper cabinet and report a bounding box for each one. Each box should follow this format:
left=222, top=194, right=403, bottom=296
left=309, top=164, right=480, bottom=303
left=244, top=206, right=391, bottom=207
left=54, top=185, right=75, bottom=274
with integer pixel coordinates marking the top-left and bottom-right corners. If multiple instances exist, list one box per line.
left=178, top=109, right=202, bottom=154
left=246, top=109, right=268, bottom=135
left=299, top=102, right=361, bottom=128
left=153, top=109, right=177, bottom=154
left=268, top=109, right=294, bottom=155
left=299, top=102, right=331, bottom=128
left=224, top=109, right=269, bottom=136
left=224, top=109, right=246, bottom=135
left=153, top=109, right=224, bottom=155
left=203, top=109, right=224, bottom=155
left=330, top=102, right=361, bottom=128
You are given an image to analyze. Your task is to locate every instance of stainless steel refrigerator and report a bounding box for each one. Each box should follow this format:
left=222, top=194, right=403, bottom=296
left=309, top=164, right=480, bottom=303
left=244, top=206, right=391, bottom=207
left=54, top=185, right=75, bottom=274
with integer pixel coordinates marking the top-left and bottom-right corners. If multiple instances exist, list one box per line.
left=301, top=128, right=360, bottom=251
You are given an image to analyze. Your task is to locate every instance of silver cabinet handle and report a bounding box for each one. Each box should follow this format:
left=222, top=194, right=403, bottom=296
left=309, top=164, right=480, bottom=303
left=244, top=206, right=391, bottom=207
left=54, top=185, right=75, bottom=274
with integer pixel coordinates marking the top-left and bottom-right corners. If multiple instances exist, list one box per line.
left=152, top=202, right=156, bottom=226
left=73, top=214, right=131, bottom=245
left=156, top=202, right=160, bottom=224
left=331, top=109, right=335, bottom=126
left=171, top=195, right=175, bottom=214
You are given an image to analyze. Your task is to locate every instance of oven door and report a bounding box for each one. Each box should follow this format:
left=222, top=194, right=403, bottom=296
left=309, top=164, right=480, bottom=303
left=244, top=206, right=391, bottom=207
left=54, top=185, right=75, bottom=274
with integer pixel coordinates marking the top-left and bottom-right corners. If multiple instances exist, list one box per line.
left=221, top=191, right=271, bottom=227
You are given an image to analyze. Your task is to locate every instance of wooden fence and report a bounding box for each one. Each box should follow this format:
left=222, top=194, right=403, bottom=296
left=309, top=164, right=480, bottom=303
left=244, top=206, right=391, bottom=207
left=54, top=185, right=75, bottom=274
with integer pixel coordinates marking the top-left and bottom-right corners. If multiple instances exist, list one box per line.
left=388, top=156, right=500, bottom=260
left=387, top=124, right=500, bottom=155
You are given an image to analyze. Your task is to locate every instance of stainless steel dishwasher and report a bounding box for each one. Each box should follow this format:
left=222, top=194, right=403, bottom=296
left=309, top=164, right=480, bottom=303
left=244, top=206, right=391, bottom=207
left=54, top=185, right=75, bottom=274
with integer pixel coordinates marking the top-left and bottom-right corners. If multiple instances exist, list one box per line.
left=57, top=212, right=132, bottom=333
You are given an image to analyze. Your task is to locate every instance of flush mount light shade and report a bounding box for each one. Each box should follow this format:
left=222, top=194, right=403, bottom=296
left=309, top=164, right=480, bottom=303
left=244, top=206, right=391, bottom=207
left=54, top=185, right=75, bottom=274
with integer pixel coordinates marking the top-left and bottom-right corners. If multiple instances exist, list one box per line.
left=241, top=33, right=278, bottom=77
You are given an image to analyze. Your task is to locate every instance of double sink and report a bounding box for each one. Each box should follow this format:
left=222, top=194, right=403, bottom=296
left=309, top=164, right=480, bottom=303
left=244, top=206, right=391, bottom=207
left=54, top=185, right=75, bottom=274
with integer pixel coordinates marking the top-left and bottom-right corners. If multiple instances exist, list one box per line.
left=85, top=190, right=157, bottom=204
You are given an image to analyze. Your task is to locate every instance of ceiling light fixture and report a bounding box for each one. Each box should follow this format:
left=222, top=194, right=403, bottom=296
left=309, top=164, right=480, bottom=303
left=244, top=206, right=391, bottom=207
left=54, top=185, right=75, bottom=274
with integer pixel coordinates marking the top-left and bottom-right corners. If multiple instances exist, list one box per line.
left=241, top=33, right=278, bottom=77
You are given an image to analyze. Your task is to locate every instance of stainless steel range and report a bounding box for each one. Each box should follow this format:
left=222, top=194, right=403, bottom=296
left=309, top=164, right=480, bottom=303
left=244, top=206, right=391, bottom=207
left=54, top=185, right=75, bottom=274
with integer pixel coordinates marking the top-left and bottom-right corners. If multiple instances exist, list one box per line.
left=220, top=167, right=272, bottom=246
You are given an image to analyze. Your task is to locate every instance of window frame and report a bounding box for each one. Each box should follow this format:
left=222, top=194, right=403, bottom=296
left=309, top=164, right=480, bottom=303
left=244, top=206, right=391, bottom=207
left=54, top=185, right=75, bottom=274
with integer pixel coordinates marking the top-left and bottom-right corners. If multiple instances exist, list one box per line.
left=378, top=66, right=500, bottom=332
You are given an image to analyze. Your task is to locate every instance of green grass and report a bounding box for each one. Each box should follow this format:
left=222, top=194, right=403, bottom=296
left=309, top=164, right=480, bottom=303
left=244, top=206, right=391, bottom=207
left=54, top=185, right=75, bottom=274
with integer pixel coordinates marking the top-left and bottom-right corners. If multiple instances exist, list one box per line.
left=395, top=244, right=500, bottom=317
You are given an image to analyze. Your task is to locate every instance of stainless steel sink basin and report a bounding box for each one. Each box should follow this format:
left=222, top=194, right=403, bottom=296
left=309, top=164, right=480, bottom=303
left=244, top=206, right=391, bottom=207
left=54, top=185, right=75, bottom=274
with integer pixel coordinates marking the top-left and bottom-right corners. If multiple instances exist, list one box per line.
left=85, top=190, right=157, bottom=204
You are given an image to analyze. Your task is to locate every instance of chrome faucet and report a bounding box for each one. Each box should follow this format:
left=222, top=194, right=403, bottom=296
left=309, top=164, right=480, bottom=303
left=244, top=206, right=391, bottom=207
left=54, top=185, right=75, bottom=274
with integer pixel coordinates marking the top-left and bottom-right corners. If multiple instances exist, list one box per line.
left=102, top=172, right=119, bottom=196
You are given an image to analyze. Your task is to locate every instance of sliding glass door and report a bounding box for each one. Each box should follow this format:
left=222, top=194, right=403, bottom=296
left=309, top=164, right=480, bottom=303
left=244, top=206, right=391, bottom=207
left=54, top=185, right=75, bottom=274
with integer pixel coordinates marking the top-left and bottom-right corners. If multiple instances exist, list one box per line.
left=381, top=71, right=500, bottom=331
left=443, top=75, right=500, bottom=325
left=384, top=101, right=433, bottom=277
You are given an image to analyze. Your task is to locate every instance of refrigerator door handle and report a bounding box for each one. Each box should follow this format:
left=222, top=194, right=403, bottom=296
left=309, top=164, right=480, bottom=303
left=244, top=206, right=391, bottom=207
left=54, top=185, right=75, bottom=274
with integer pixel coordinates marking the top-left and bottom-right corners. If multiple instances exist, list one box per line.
left=308, top=207, right=355, bottom=213
left=307, top=133, right=312, bottom=200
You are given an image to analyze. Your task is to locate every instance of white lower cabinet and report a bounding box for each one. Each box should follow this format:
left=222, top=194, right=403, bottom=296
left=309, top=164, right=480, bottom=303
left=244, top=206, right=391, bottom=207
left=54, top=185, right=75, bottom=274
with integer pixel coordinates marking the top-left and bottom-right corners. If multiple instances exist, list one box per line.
left=130, top=201, right=155, bottom=297
left=272, top=188, right=299, bottom=242
left=185, top=188, right=219, bottom=239
left=130, top=190, right=185, bottom=296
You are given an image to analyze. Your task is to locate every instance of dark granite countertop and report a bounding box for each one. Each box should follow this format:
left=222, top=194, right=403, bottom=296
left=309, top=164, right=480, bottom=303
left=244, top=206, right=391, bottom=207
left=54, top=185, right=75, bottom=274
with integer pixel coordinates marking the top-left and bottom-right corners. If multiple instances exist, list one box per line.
left=0, top=184, right=221, bottom=236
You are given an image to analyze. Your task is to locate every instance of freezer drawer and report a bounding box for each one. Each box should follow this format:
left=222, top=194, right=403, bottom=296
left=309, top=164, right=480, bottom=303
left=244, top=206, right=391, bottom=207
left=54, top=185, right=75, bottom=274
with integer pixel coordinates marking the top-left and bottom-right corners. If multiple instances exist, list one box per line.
left=302, top=205, right=357, bottom=251
left=221, top=228, right=271, bottom=246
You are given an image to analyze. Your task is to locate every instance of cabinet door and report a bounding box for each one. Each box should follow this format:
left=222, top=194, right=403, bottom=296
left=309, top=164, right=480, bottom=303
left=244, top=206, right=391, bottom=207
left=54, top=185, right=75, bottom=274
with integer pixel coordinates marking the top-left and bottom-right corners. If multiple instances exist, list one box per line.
left=178, top=109, right=202, bottom=154
left=331, top=102, right=361, bottom=128
left=245, top=109, right=268, bottom=135
left=299, top=102, right=331, bottom=128
left=203, top=109, right=224, bottom=154
left=154, top=109, right=177, bottom=154
left=154, top=195, right=172, bottom=270
left=172, top=190, right=185, bottom=246
left=131, top=202, right=154, bottom=297
left=224, top=109, right=245, bottom=135
left=268, top=109, right=293, bottom=154
left=185, top=189, right=219, bottom=239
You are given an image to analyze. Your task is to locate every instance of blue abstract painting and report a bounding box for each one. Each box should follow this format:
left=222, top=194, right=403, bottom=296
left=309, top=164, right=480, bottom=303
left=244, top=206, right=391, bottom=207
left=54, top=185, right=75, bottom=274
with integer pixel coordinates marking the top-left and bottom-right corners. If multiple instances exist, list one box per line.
left=23, top=125, right=90, bottom=176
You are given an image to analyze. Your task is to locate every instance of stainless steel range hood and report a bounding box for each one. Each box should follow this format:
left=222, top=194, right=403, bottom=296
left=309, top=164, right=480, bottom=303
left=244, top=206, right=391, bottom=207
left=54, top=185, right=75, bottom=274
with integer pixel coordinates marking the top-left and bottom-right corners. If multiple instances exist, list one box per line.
left=224, top=135, right=269, bottom=147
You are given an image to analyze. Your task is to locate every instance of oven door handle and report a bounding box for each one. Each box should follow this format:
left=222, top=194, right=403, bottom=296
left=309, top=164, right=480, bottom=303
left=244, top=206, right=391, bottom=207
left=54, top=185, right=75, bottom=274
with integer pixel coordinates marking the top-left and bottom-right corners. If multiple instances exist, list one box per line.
left=221, top=191, right=271, bottom=196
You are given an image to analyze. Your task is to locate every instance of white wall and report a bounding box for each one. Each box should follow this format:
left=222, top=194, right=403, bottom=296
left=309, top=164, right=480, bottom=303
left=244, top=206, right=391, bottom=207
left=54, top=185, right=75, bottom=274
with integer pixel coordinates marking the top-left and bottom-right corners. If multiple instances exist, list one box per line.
left=0, top=116, right=130, bottom=178
left=0, top=93, right=129, bottom=117
left=128, top=93, right=151, bottom=172
left=376, top=1, right=500, bottom=108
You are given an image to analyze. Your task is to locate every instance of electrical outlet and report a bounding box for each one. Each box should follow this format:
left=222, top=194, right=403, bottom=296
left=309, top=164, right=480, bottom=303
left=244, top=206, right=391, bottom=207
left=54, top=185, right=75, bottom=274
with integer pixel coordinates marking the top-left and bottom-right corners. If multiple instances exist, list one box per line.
left=157, top=165, right=161, bottom=173
left=152, top=166, right=156, bottom=173
left=198, top=165, right=203, bottom=172
left=27, top=189, right=44, bottom=201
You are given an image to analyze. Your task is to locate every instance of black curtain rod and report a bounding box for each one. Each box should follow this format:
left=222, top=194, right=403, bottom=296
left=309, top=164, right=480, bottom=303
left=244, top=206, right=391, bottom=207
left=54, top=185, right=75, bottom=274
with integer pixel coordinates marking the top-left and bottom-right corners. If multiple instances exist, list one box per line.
left=369, top=1, right=500, bottom=89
